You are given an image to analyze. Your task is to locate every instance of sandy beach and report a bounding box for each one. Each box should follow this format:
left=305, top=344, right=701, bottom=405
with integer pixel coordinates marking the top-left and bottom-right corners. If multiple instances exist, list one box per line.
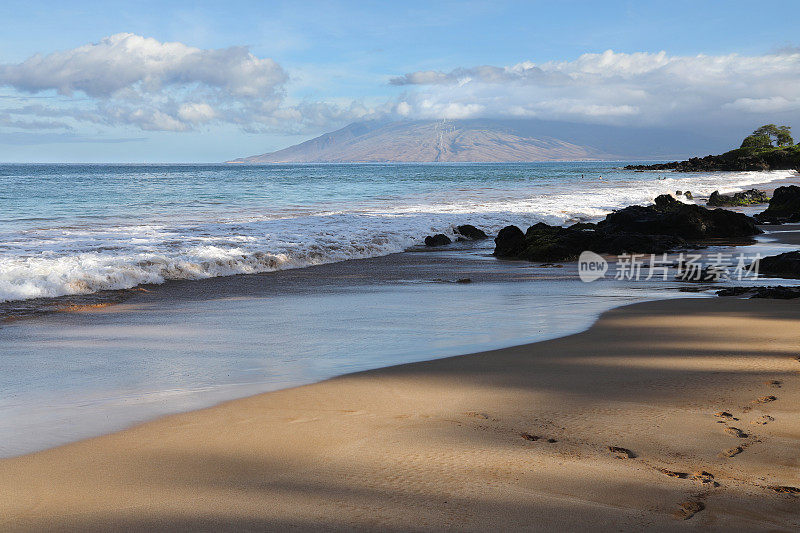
left=1, top=296, right=799, bottom=531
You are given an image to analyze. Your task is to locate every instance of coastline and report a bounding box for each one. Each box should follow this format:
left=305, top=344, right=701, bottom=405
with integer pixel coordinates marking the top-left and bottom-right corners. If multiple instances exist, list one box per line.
left=3, top=168, right=798, bottom=323
left=1, top=165, right=796, bottom=313
left=2, top=171, right=800, bottom=529
left=1, top=172, right=799, bottom=459
left=2, top=296, right=799, bottom=531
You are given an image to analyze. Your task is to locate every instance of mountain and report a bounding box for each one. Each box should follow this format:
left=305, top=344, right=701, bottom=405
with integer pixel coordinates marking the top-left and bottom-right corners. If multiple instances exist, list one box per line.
left=228, top=119, right=730, bottom=163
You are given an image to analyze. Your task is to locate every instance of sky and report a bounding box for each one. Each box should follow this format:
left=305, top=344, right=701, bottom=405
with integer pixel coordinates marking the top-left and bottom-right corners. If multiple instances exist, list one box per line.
left=0, top=0, right=798, bottom=162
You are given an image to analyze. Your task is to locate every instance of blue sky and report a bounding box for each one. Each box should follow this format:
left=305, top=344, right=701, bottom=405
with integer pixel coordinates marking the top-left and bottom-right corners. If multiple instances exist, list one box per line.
left=0, top=1, right=798, bottom=162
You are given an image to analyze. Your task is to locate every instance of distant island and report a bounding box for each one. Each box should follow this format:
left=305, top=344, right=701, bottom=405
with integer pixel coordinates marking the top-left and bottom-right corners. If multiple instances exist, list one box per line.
left=229, top=120, right=613, bottom=163
left=625, top=124, right=800, bottom=171
left=227, top=119, right=730, bottom=164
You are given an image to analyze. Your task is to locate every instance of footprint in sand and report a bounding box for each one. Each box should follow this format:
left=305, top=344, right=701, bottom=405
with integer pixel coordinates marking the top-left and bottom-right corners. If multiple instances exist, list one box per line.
left=608, top=446, right=637, bottom=459
left=720, top=445, right=745, bottom=458
left=659, top=469, right=718, bottom=487
left=724, top=427, right=748, bottom=438
left=745, top=396, right=777, bottom=411
left=755, top=395, right=778, bottom=404
left=674, top=500, right=705, bottom=520
left=751, top=415, right=775, bottom=425
left=690, top=471, right=717, bottom=486
left=714, top=411, right=738, bottom=423
left=660, top=468, right=688, bottom=479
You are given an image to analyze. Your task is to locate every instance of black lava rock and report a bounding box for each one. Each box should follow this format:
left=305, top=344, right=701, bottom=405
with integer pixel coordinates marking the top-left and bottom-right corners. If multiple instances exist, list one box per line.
left=455, top=224, right=488, bottom=240
left=757, top=251, right=800, bottom=278
left=755, top=186, right=800, bottom=224
left=424, top=234, right=452, bottom=247
left=493, top=225, right=526, bottom=257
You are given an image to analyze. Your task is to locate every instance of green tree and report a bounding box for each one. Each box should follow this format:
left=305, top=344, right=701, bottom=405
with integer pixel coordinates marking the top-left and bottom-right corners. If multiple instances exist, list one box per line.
left=750, top=124, right=794, bottom=147
left=776, top=125, right=794, bottom=146
left=740, top=133, right=771, bottom=149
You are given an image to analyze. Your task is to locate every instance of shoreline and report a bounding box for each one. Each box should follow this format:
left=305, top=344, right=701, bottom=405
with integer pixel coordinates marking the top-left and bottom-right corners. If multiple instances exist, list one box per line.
left=0, top=242, right=713, bottom=459
left=2, top=172, right=800, bottom=528
left=1, top=178, right=800, bottom=459
left=2, top=296, right=799, bottom=530
left=1, top=168, right=797, bottom=321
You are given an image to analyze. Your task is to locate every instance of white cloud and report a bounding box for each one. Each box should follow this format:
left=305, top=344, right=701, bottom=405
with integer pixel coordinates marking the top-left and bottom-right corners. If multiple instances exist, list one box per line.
left=2, top=40, right=799, bottom=137
left=0, top=34, right=371, bottom=133
left=177, top=102, right=217, bottom=124
left=388, top=49, right=800, bottom=128
left=0, top=33, right=286, bottom=98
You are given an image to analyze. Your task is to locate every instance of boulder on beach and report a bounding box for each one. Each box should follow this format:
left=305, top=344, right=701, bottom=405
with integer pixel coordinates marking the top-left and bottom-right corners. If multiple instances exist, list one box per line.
left=684, top=191, right=694, bottom=200
left=424, top=234, right=452, bottom=247
left=756, top=250, right=800, bottom=278
left=754, top=185, right=800, bottom=224
left=707, top=189, right=769, bottom=207
left=455, top=224, right=488, bottom=240
left=493, top=225, right=526, bottom=257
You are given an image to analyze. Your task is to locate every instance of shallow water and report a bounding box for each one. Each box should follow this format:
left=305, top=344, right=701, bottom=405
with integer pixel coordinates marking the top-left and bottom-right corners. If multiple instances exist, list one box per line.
left=0, top=244, right=702, bottom=458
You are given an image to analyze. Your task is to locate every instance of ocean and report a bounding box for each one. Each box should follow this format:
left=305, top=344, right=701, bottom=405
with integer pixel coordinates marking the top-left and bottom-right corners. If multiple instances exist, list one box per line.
left=0, top=162, right=795, bottom=457
left=1, top=162, right=791, bottom=303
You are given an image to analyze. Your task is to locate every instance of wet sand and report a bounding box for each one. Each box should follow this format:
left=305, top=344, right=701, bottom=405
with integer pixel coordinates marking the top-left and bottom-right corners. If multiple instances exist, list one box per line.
left=1, top=296, right=799, bottom=531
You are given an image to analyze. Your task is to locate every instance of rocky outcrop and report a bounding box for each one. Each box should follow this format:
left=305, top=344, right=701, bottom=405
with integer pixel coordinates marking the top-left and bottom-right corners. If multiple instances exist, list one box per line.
left=625, top=146, right=800, bottom=172
left=754, top=185, right=800, bottom=224
left=707, top=189, right=769, bottom=207
left=597, top=195, right=762, bottom=240
left=424, top=234, right=452, bottom=247
left=756, top=251, right=800, bottom=278
left=455, top=224, right=488, bottom=240
left=494, top=222, right=687, bottom=262
left=494, top=195, right=761, bottom=262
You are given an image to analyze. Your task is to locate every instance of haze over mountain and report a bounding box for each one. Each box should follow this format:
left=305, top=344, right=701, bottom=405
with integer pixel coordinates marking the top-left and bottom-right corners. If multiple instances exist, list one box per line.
left=229, top=119, right=729, bottom=163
